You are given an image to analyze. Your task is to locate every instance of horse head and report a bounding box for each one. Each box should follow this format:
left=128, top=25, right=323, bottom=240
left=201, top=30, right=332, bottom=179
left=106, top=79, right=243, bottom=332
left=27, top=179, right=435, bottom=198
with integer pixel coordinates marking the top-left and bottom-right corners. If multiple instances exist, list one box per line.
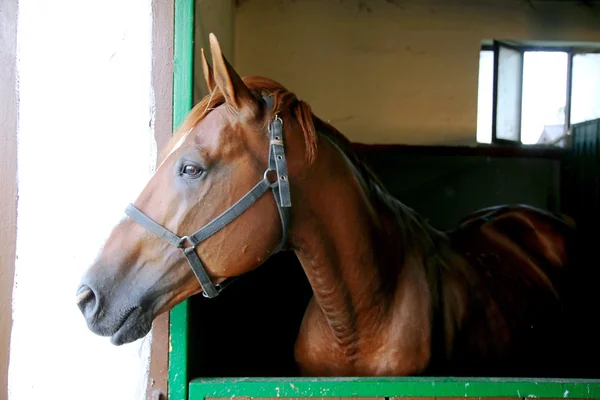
left=76, top=33, right=312, bottom=345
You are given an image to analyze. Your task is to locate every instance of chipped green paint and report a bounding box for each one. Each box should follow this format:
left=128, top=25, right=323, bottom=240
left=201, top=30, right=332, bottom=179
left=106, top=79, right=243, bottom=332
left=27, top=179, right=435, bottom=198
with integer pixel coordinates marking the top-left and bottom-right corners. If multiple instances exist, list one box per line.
left=168, top=301, right=189, bottom=400
left=168, top=0, right=194, bottom=399
left=189, top=377, right=600, bottom=399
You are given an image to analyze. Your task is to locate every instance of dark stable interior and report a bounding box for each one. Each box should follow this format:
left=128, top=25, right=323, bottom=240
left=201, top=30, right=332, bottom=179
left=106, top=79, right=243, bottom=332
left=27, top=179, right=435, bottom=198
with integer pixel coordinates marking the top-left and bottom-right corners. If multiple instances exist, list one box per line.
left=187, top=143, right=600, bottom=379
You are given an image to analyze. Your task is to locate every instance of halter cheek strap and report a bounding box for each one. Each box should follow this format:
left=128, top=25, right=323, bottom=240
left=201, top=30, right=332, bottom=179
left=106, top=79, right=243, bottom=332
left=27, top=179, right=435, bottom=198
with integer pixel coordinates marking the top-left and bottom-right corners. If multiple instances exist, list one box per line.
left=124, top=97, right=291, bottom=298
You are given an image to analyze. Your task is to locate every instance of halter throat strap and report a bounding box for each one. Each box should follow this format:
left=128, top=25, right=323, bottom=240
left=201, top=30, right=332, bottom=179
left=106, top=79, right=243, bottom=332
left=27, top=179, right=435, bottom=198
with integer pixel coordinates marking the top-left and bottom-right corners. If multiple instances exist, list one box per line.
left=124, top=98, right=291, bottom=298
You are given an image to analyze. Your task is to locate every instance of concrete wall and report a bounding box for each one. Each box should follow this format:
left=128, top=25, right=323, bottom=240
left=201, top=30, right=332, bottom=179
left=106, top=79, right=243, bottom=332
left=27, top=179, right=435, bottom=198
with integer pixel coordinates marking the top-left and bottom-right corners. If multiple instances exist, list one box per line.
left=0, top=1, right=18, bottom=398
left=233, top=0, right=600, bottom=145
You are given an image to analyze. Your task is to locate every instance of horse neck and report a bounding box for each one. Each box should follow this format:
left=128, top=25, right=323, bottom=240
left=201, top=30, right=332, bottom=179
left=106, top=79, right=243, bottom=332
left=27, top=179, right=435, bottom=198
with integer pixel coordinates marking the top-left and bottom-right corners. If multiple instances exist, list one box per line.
left=290, top=131, right=443, bottom=348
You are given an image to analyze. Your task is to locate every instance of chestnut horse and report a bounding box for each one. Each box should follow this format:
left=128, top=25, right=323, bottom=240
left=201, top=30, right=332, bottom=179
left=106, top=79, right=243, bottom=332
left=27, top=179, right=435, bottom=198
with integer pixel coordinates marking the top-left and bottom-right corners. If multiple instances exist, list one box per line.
left=77, top=34, right=579, bottom=377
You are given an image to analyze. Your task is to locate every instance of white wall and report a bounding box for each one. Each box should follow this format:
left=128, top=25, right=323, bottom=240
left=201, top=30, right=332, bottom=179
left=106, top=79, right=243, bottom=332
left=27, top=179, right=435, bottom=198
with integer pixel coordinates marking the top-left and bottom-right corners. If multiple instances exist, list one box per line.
left=9, top=1, right=156, bottom=399
left=0, top=1, right=19, bottom=398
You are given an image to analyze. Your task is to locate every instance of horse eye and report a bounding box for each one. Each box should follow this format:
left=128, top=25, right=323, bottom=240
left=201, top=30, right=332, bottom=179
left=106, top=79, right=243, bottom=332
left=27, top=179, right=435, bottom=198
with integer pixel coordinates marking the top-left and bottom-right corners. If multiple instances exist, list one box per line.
left=182, top=164, right=202, bottom=177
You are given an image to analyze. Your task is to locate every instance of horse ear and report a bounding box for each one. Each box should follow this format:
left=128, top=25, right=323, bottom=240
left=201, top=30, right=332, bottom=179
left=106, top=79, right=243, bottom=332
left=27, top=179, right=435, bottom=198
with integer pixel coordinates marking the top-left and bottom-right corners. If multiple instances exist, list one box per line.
left=208, top=33, right=258, bottom=114
left=200, top=48, right=216, bottom=93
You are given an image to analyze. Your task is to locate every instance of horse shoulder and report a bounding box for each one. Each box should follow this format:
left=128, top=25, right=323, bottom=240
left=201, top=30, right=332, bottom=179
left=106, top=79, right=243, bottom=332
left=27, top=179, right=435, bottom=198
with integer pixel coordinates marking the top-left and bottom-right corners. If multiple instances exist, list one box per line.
left=294, top=298, right=356, bottom=376
left=368, top=259, right=435, bottom=375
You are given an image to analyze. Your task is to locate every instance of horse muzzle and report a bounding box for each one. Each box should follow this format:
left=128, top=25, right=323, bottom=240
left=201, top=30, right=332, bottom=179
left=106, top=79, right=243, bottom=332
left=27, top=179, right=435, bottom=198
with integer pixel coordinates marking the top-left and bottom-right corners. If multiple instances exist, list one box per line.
left=76, top=281, right=152, bottom=345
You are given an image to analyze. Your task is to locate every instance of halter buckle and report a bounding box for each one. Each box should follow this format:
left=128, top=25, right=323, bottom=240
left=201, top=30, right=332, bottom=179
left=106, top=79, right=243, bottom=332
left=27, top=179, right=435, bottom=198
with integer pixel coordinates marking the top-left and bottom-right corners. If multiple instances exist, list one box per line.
left=177, top=235, right=194, bottom=249
left=202, top=283, right=221, bottom=298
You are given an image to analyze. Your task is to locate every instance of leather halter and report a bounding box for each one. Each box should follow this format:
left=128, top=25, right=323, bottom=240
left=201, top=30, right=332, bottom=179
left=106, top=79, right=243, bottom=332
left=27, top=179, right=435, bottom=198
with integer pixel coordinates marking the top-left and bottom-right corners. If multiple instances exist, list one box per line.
left=124, top=97, right=291, bottom=298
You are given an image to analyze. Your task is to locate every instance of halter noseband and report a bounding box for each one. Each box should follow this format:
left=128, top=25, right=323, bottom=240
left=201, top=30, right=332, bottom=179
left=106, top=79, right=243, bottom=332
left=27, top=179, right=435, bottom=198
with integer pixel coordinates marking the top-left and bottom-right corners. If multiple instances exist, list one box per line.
left=124, top=97, right=291, bottom=298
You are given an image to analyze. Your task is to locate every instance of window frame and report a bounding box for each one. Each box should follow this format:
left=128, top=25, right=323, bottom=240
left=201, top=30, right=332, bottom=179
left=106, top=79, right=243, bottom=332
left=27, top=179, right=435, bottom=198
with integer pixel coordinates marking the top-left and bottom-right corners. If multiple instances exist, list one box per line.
left=482, top=41, right=600, bottom=148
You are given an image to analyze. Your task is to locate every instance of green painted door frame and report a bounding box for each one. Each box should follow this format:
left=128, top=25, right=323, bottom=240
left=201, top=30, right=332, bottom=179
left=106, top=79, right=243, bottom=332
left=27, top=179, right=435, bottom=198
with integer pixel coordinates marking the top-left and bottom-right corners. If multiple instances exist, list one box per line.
left=168, top=0, right=194, bottom=399
left=189, top=377, right=600, bottom=399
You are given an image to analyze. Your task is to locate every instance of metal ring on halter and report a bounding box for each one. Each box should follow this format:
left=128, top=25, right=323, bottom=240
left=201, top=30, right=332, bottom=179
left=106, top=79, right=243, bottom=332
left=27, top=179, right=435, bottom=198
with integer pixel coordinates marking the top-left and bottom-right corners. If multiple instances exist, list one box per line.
left=263, top=169, right=279, bottom=188
left=177, top=235, right=192, bottom=249
left=202, top=283, right=221, bottom=298
left=202, top=284, right=221, bottom=298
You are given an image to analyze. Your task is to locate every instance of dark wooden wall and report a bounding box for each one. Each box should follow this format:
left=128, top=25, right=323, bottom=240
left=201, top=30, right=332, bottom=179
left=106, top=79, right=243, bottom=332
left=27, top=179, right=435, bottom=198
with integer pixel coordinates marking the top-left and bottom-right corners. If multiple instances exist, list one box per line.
left=355, top=144, right=562, bottom=230
left=187, top=144, right=568, bottom=379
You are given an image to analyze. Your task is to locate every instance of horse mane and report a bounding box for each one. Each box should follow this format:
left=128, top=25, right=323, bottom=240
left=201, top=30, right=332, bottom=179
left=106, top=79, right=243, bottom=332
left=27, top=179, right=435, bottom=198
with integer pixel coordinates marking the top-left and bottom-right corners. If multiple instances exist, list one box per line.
left=163, top=76, right=390, bottom=195
left=162, top=76, right=439, bottom=240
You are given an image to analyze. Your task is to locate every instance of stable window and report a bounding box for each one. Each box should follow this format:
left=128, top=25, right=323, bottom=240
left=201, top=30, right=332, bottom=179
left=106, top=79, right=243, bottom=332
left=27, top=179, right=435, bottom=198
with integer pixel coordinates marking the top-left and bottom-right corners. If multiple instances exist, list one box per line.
left=476, top=41, right=600, bottom=147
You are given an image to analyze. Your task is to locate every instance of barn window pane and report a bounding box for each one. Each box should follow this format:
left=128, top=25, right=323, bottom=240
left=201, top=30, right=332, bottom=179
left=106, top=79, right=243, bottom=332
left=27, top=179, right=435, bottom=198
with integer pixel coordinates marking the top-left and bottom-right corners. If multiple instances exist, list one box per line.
left=476, top=50, right=494, bottom=144
left=520, top=51, right=568, bottom=145
left=571, top=53, right=600, bottom=125
left=494, top=44, right=523, bottom=142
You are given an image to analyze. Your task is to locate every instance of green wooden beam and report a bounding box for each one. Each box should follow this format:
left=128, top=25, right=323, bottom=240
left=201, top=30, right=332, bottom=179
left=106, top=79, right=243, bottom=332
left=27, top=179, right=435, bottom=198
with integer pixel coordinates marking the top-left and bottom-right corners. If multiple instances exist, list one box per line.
left=173, top=0, right=194, bottom=130
left=169, top=0, right=194, bottom=399
left=189, top=377, right=600, bottom=399
left=168, top=301, right=190, bottom=400
left=172, top=0, right=194, bottom=132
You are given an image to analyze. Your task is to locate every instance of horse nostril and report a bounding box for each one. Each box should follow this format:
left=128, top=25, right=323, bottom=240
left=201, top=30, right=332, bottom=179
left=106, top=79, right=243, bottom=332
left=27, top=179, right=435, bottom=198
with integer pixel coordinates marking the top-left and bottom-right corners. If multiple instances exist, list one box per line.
left=76, top=285, right=98, bottom=319
left=76, top=287, right=92, bottom=304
